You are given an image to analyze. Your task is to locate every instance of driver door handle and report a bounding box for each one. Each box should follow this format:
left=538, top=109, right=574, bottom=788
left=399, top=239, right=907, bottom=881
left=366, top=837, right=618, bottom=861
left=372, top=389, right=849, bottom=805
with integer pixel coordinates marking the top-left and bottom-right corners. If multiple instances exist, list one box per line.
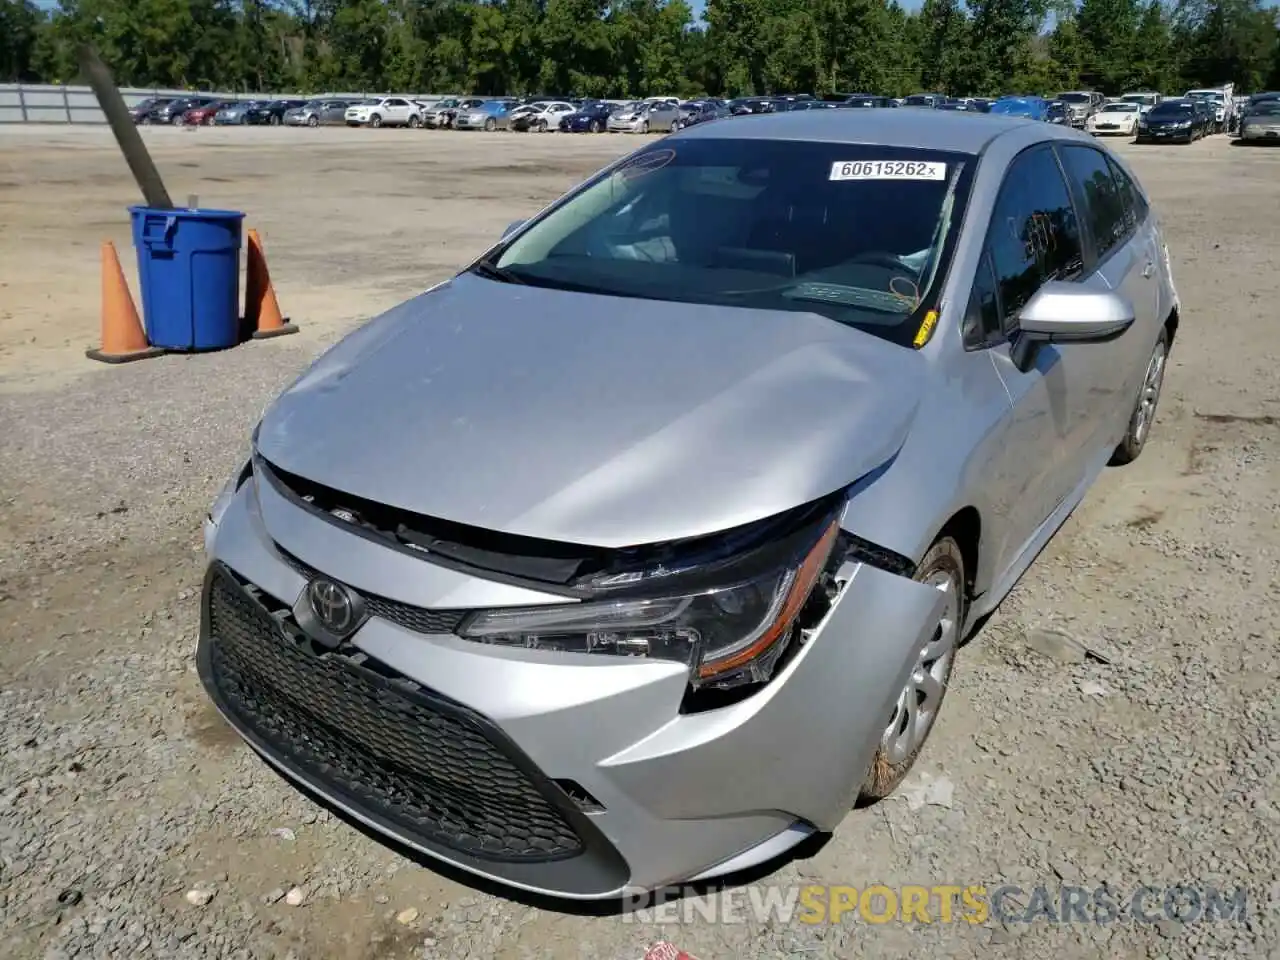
left=1141, top=260, right=1155, bottom=279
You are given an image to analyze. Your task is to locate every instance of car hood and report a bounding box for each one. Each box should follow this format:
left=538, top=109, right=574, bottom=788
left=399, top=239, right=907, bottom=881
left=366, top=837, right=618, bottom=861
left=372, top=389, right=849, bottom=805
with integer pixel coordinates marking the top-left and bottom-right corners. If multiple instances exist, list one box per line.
left=255, top=274, right=927, bottom=548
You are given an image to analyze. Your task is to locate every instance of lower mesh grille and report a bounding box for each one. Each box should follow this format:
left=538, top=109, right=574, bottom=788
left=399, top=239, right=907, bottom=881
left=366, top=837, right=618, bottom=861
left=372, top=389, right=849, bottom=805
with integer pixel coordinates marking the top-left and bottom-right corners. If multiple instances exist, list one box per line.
left=203, top=566, right=584, bottom=862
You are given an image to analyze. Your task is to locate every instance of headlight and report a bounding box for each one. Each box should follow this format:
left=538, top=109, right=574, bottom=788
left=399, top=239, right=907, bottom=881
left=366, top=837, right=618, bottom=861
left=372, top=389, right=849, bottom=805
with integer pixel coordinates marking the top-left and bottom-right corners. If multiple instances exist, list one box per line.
left=458, top=518, right=841, bottom=691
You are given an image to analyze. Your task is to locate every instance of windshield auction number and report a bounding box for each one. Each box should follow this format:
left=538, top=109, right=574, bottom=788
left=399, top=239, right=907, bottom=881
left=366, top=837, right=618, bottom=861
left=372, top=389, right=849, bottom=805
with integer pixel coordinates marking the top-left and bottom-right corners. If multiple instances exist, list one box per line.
left=830, top=160, right=947, bottom=181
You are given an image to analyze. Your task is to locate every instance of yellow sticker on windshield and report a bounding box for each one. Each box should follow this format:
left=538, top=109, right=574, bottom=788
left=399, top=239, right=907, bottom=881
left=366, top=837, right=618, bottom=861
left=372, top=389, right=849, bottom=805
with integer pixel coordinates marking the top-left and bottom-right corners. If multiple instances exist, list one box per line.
left=913, top=309, right=939, bottom=348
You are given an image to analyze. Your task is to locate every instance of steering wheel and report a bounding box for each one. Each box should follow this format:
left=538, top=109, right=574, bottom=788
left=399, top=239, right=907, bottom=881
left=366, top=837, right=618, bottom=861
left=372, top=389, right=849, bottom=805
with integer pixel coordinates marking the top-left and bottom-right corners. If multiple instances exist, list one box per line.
left=847, top=251, right=910, bottom=271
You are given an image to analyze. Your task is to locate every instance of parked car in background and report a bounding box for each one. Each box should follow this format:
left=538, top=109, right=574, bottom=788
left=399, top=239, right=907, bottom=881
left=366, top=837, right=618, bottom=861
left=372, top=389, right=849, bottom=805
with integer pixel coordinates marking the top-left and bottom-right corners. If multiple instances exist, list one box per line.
left=213, top=100, right=261, bottom=125
left=1120, top=91, right=1162, bottom=113
left=1238, top=96, right=1280, bottom=141
left=560, top=101, right=615, bottom=133
left=1086, top=101, right=1142, bottom=136
left=901, top=93, right=946, bottom=108
left=844, top=94, right=897, bottom=108
left=286, top=100, right=354, bottom=127
left=607, top=99, right=679, bottom=132
left=240, top=99, right=307, bottom=126
left=1136, top=98, right=1207, bottom=142
left=788, top=100, right=841, bottom=111
left=1055, top=91, right=1103, bottom=127
left=674, top=100, right=730, bottom=128
left=456, top=99, right=517, bottom=131
left=727, top=97, right=782, bottom=115
left=511, top=101, right=576, bottom=132
left=201, top=108, right=1179, bottom=901
left=425, top=97, right=485, bottom=129
left=1184, top=85, right=1234, bottom=133
left=1046, top=100, right=1071, bottom=126
left=145, top=97, right=213, bottom=124
left=988, top=96, right=1050, bottom=121
left=181, top=100, right=228, bottom=126
left=129, top=97, right=172, bottom=123
left=345, top=97, right=424, bottom=129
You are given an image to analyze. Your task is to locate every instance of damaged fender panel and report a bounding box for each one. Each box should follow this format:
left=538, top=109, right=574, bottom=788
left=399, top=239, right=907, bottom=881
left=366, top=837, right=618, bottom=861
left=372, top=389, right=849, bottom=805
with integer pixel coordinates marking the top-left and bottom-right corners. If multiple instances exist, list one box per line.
left=598, top=561, right=947, bottom=831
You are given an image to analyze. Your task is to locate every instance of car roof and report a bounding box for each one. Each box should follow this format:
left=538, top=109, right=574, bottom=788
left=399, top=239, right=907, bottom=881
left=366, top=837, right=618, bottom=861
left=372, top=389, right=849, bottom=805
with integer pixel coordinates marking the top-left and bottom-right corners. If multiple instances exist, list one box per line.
left=673, top=109, right=1062, bottom=153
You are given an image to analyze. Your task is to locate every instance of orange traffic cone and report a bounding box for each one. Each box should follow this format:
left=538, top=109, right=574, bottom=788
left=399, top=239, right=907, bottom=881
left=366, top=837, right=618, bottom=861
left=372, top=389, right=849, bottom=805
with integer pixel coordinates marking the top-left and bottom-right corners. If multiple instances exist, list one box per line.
left=244, top=228, right=297, bottom=340
left=86, top=241, right=165, bottom=364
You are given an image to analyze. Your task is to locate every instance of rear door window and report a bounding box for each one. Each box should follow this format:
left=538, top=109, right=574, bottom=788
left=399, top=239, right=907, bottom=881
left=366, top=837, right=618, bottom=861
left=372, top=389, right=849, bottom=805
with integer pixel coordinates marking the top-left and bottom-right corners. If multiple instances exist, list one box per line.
left=1056, top=145, right=1130, bottom=267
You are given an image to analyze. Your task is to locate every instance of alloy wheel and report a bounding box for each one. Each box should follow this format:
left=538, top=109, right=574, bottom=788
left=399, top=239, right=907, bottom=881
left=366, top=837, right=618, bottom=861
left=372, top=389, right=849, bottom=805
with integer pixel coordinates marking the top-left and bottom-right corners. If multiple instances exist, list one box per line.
left=1132, top=338, right=1167, bottom=447
left=879, top=568, right=960, bottom=765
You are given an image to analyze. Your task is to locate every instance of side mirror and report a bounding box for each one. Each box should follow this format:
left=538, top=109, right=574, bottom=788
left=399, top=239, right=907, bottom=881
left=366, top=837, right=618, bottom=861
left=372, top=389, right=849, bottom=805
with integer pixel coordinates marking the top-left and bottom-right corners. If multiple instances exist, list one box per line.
left=501, top=220, right=525, bottom=241
left=1011, top=282, right=1135, bottom=372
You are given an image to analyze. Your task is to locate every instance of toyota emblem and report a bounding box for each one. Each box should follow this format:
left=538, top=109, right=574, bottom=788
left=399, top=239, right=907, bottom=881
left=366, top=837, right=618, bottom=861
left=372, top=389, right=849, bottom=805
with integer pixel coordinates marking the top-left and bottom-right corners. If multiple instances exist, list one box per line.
left=307, top=577, right=355, bottom=635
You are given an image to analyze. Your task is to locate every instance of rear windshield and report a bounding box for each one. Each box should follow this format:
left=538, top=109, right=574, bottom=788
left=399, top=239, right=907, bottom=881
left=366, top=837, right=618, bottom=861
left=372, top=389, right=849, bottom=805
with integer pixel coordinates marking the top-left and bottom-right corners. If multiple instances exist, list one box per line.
left=489, top=139, right=973, bottom=347
left=1057, top=92, right=1091, bottom=103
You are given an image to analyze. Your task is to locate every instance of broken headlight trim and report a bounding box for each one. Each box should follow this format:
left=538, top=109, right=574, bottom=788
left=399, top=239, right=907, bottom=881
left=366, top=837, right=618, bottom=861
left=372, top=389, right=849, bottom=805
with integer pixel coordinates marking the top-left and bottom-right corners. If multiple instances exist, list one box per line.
left=457, top=519, right=841, bottom=691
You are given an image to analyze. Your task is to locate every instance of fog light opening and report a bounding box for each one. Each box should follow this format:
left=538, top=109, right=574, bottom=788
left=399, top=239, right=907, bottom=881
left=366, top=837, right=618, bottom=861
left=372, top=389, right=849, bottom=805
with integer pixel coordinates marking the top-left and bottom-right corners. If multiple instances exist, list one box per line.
left=554, top=779, right=605, bottom=813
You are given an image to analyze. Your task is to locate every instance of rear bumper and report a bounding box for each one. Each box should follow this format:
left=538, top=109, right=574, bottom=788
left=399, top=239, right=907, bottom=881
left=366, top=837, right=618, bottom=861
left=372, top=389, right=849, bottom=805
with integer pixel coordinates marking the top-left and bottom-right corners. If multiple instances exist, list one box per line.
left=199, top=468, right=945, bottom=898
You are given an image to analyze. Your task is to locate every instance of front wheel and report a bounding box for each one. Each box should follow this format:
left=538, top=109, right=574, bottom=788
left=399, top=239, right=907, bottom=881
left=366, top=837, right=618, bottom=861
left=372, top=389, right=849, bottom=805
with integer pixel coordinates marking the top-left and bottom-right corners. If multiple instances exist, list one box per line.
left=537, top=119, right=548, bottom=132
left=590, top=119, right=602, bottom=133
left=670, top=119, right=683, bottom=131
left=1110, top=328, right=1169, bottom=466
left=484, top=117, right=496, bottom=132
left=408, top=114, right=422, bottom=128
left=370, top=114, right=382, bottom=128
left=269, top=114, right=281, bottom=126
left=857, top=537, right=966, bottom=804
left=307, top=115, right=319, bottom=127
left=641, top=120, right=650, bottom=134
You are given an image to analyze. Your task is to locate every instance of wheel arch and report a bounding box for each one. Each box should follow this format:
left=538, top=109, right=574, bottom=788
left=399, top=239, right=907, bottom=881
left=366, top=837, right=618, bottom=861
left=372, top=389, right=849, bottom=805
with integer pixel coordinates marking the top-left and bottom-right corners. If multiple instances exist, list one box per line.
left=1164, top=304, right=1179, bottom=345
left=932, top=506, right=982, bottom=600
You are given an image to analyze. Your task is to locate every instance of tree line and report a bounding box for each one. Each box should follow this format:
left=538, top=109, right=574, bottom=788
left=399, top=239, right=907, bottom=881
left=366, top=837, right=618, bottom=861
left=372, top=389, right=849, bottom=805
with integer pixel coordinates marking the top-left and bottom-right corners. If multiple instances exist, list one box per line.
left=2, top=0, right=1278, bottom=100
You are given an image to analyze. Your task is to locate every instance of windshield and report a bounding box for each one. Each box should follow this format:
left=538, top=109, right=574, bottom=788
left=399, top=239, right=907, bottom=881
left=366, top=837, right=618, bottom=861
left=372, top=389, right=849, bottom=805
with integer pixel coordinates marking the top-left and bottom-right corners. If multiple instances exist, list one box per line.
left=1122, top=94, right=1156, bottom=104
left=1150, top=102, right=1193, bottom=116
left=488, top=139, right=972, bottom=347
left=1186, top=91, right=1221, bottom=100
left=1057, top=93, right=1090, bottom=103
left=1102, top=102, right=1139, bottom=113
left=1247, top=101, right=1280, bottom=116
left=902, top=96, right=934, bottom=106
left=303, top=101, right=323, bottom=109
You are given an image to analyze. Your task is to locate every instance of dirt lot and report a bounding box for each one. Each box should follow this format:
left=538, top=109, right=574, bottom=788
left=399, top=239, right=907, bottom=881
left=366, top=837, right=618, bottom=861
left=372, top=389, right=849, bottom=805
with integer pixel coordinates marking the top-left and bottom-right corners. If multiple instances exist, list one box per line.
left=1, top=125, right=1278, bottom=960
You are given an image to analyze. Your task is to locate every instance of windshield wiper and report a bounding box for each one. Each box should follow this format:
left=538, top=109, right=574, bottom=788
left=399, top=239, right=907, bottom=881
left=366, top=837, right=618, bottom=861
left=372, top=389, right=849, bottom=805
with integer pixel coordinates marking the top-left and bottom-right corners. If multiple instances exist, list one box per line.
left=470, top=258, right=527, bottom=285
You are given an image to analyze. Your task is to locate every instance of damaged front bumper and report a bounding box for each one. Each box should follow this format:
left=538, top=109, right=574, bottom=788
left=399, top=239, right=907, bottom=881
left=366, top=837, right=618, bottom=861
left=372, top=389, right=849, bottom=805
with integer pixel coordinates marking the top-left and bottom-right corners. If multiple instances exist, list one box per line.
left=198, top=468, right=946, bottom=899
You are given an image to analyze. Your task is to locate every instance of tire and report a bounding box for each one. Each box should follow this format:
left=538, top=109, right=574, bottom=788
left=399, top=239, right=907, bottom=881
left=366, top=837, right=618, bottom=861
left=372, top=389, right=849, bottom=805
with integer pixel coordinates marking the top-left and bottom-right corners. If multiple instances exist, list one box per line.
left=590, top=120, right=601, bottom=133
left=408, top=114, right=422, bottom=128
left=856, top=537, right=966, bottom=805
left=370, top=114, right=382, bottom=128
left=307, top=115, right=318, bottom=127
left=484, top=118, right=496, bottom=132
left=1110, top=327, right=1169, bottom=466
left=641, top=120, right=650, bottom=134
left=671, top=119, right=683, bottom=132
left=269, top=114, right=281, bottom=126
left=537, top=119, right=548, bottom=133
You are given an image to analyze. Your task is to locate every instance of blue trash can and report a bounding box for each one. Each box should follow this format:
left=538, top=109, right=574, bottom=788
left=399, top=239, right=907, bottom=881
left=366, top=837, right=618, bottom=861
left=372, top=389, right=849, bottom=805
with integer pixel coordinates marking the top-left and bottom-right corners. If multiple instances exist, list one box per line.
left=129, top=206, right=245, bottom=351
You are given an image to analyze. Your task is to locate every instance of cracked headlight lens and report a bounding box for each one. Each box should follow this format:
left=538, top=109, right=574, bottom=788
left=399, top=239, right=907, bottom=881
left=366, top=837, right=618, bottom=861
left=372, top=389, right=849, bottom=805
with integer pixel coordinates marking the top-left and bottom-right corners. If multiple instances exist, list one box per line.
left=459, top=519, right=840, bottom=690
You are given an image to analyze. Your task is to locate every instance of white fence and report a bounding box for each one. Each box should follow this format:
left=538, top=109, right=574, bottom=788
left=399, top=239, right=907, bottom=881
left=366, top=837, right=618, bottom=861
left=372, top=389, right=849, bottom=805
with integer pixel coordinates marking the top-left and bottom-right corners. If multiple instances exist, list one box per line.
left=0, top=84, right=449, bottom=124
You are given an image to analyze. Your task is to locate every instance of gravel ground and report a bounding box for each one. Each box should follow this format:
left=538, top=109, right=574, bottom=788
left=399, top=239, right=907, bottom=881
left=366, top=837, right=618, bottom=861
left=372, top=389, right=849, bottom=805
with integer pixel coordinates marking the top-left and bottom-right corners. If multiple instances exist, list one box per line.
left=1, top=126, right=1278, bottom=960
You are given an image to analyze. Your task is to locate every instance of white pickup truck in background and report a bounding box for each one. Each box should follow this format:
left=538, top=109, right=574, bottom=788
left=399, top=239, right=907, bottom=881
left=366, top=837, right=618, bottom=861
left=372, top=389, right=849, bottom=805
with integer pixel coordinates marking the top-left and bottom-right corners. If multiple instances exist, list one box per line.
left=1185, top=84, right=1235, bottom=132
left=1120, top=91, right=1163, bottom=113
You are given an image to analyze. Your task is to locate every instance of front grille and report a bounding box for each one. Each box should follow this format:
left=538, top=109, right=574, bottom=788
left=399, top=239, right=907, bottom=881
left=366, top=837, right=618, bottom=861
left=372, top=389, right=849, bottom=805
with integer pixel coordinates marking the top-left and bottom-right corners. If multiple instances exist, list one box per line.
left=203, top=566, right=584, bottom=862
left=278, top=549, right=466, bottom=635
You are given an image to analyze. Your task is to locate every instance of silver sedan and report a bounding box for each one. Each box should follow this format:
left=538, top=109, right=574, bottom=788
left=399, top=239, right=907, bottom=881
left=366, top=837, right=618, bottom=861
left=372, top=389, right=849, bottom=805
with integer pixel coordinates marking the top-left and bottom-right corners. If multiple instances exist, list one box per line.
left=201, top=109, right=1178, bottom=900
